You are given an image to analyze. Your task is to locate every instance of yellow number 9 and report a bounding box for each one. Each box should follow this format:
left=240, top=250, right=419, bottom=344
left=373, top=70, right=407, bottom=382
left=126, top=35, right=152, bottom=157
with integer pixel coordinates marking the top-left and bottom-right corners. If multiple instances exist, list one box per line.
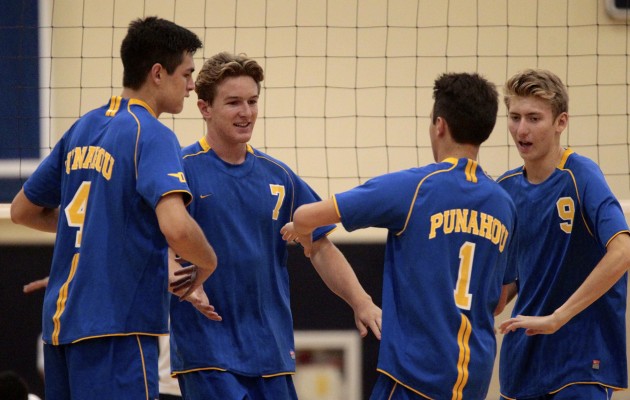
left=556, top=197, right=574, bottom=234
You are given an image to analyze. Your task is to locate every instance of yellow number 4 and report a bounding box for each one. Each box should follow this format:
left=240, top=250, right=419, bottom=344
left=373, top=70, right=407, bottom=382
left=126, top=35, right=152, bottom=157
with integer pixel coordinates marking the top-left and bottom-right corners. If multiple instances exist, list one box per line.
left=64, top=181, right=91, bottom=248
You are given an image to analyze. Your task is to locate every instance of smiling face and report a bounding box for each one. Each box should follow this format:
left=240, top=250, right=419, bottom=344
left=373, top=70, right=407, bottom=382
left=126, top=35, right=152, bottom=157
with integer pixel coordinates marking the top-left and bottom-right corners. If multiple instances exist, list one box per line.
left=507, top=95, right=567, bottom=166
left=203, top=75, right=259, bottom=148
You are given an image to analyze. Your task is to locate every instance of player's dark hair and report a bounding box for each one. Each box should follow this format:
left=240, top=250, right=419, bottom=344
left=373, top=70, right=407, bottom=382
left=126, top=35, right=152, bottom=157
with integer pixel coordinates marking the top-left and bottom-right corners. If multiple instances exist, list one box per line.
left=432, top=72, right=499, bottom=145
left=120, top=16, right=202, bottom=90
left=195, top=52, right=264, bottom=104
left=504, top=68, right=569, bottom=119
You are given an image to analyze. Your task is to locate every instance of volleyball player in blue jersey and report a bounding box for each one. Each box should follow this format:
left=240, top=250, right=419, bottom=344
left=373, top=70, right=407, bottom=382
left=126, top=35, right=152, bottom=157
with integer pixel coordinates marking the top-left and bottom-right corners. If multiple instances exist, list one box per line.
left=169, top=52, right=382, bottom=399
left=10, top=17, right=219, bottom=399
left=497, top=69, right=630, bottom=399
left=282, top=72, right=517, bottom=399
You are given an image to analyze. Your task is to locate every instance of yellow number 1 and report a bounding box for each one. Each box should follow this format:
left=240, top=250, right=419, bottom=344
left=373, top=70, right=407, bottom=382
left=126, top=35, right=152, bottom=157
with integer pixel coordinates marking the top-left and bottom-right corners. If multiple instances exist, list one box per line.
left=454, top=241, right=475, bottom=310
left=64, top=181, right=91, bottom=248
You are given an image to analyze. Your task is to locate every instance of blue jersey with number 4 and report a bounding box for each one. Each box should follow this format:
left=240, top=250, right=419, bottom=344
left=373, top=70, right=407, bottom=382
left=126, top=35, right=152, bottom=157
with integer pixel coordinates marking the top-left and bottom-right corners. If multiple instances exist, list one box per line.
left=23, top=97, right=191, bottom=345
left=334, top=157, right=517, bottom=400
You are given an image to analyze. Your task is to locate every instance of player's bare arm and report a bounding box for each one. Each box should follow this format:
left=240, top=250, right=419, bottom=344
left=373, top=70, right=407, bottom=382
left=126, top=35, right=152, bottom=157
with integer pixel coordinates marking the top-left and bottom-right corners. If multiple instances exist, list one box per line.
left=156, top=193, right=218, bottom=300
left=23, top=276, right=49, bottom=293
left=494, top=282, right=517, bottom=316
left=280, top=222, right=313, bottom=257
left=10, top=189, right=59, bottom=233
left=281, top=198, right=341, bottom=257
left=293, top=198, right=340, bottom=234
left=309, top=236, right=382, bottom=340
left=500, top=232, right=630, bottom=336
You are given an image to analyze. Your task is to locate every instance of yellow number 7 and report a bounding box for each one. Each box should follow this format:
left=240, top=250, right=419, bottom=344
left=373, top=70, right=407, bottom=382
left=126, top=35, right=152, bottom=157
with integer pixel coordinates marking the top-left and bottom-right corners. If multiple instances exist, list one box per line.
left=269, top=184, right=285, bottom=220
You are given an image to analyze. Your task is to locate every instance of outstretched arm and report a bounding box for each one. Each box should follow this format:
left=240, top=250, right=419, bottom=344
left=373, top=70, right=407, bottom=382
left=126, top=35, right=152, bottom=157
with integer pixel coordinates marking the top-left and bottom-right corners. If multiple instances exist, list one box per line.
left=11, top=189, right=59, bottom=233
left=280, top=198, right=340, bottom=257
left=282, top=199, right=382, bottom=339
left=310, top=237, right=382, bottom=339
left=500, top=232, right=630, bottom=335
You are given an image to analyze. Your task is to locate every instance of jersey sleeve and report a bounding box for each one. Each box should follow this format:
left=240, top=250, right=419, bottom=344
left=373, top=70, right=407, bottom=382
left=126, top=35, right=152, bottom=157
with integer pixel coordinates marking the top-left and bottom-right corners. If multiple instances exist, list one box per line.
left=136, top=127, right=192, bottom=209
left=334, top=170, right=417, bottom=233
left=291, top=172, right=335, bottom=241
left=577, top=159, right=629, bottom=247
left=23, top=136, right=66, bottom=208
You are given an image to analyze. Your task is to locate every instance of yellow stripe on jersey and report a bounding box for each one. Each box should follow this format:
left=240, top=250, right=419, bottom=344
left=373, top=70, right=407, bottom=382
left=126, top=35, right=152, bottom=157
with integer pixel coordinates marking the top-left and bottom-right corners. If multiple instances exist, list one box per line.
left=452, top=314, right=472, bottom=400
left=465, top=159, right=478, bottom=183
left=105, top=96, right=122, bottom=116
left=557, top=147, right=574, bottom=169
left=332, top=195, right=342, bottom=219
left=167, top=172, right=186, bottom=183
left=52, top=253, right=80, bottom=345
left=397, top=162, right=457, bottom=236
left=135, top=335, right=150, bottom=400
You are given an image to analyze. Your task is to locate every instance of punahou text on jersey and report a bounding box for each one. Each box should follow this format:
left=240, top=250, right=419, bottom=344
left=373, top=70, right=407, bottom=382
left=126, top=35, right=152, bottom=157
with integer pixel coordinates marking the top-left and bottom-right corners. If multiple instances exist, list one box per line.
left=429, top=208, right=509, bottom=252
left=65, top=145, right=115, bottom=180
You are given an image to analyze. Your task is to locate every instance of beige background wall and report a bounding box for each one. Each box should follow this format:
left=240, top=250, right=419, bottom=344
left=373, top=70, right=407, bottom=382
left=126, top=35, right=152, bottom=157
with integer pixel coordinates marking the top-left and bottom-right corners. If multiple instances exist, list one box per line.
left=2, top=0, right=630, bottom=398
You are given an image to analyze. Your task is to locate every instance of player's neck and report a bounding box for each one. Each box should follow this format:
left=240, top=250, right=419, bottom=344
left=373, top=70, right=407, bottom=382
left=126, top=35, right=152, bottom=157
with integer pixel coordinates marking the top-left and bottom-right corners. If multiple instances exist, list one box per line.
left=120, top=88, right=159, bottom=117
left=205, top=134, right=248, bottom=165
left=438, top=143, right=478, bottom=164
left=523, top=146, right=564, bottom=184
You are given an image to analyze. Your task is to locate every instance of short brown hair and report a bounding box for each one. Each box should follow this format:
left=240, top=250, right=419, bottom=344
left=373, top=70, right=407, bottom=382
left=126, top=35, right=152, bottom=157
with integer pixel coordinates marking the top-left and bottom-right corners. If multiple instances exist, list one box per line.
left=195, top=52, right=264, bottom=104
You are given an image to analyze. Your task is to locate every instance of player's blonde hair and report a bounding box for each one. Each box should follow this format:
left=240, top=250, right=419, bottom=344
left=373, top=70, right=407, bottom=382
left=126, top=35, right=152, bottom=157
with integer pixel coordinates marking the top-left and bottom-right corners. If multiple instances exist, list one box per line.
left=503, top=69, right=569, bottom=119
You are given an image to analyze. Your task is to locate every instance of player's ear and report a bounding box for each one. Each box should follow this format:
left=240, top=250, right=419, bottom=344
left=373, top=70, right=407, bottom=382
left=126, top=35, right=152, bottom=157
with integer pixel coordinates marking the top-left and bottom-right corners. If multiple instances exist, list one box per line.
left=435, top=116, right=448, bottom=137
left=197, top=99, right=212, bottom=118
left=150, top=63, right=164, bottom=84
left=555, top=112, right=568, bottom=133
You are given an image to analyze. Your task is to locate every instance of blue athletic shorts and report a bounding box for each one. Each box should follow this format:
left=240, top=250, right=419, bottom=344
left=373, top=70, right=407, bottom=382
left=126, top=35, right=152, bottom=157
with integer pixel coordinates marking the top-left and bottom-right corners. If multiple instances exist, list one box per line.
left=177, top=369, right=297, bottom=400
left=370, top=374, right=425, bottom=399
left=43, top=335, right=159, bottom=400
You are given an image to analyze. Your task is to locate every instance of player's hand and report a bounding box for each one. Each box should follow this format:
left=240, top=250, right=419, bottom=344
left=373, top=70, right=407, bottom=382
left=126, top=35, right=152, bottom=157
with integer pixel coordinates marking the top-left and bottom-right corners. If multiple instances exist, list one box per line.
left=280, top=222, right=313, bottom=257
left=280, top=222, right=300, bottom=242
left=499, top=314, right=562, bottom=336
left=24, top=276, right=49, bottom=293
left=170, top=264, right=198, bottom=300
left=352, top=298, right=382, bottom=340
left=185, top=286, right=222, bottom=321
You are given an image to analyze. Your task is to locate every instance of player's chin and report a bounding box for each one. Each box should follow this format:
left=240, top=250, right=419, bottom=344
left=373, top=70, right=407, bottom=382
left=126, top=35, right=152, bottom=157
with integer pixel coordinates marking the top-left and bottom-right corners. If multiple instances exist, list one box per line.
left=166, top=102, right=185, bottom=115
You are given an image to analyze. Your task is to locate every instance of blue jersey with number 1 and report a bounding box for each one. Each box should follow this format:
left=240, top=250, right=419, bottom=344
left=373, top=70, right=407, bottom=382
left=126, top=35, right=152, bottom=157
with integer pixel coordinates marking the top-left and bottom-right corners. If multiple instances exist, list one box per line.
left=334, top=157, right=517, bottom=400
left=23, top=97, right=191, bottom=345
